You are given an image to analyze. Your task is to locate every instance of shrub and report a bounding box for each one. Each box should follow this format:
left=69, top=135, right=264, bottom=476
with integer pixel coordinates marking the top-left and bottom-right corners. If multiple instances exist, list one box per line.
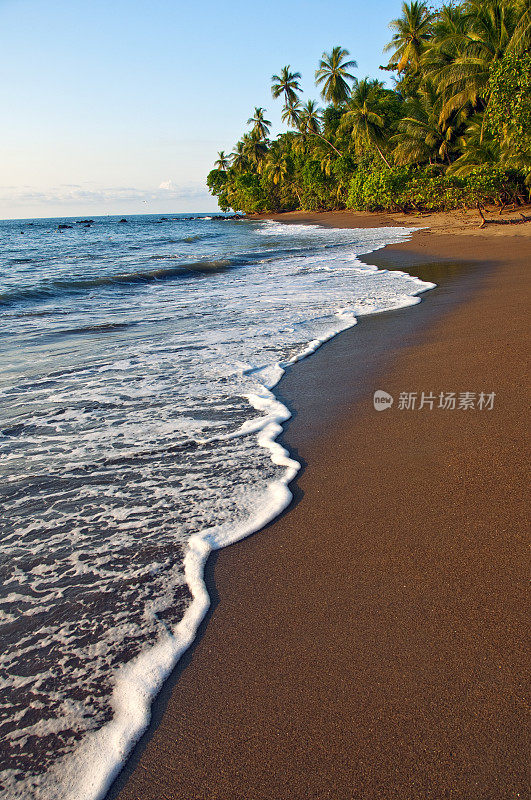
left=347, top=166, right=524, bottom=212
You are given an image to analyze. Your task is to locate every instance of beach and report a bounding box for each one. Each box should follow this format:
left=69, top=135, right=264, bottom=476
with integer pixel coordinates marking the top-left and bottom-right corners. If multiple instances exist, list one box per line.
left=5, top=0, right=531, bottom=795
left=106, top=212, right=530, bottom=800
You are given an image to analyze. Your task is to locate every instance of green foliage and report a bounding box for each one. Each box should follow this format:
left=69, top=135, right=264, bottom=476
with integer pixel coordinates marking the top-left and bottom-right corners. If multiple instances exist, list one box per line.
left=207, top=170, right=267, bottom=214
left=347, top=165, right=525, bottom=212
left=298, top=159, right=332, bottom=210
left=348, top=168, right=410, bottom=211
left=486, top=50, right=531, bottom=179
left=207, top=0, right=530, bottom=213
left=322, top=106, right=343, bottom=138
left=206, top=170, right=230, bottom=211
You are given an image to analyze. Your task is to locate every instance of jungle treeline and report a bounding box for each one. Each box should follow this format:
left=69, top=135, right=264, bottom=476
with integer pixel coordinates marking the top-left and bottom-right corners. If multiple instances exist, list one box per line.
left=207, top=0, right=531, bottom=214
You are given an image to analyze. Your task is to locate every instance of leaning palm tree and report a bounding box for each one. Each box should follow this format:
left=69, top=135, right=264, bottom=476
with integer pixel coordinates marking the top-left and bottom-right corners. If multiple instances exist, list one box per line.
left=340, top=79, right=393, bottom=167
left=214, top=150, right=230, bottom=171
left=298, top=100, right=343, bottom=155
left=281, top=100, right=302, bottom=129
left=384, top=1, right=434, bottom=73
left=247, top=107, right=271, bottom=140
left=315, top=46, right=357, bottom=106
left=298, top=100, right=322, bottom=135
left=271, top=66, right=302, bottom=106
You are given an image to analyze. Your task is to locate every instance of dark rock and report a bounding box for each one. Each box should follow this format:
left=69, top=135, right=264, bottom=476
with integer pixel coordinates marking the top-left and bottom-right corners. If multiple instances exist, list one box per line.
left=167, top=213, right=245, bottom=222
left=118, top=218, right=127, bottom=223
left=58, top=224, right=73, bottom=230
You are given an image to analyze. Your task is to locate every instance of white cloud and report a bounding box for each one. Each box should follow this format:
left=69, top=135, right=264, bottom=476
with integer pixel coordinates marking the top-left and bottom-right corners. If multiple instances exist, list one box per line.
left=0, top=182, right=211, bottom=207
left=0, top=180, right=219, bottom=219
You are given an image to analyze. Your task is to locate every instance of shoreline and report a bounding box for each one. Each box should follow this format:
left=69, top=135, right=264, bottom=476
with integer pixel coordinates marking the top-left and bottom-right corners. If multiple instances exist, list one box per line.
left=248, top=205, right=531, bottom=237
left=107, top=213, right=529, bottom=800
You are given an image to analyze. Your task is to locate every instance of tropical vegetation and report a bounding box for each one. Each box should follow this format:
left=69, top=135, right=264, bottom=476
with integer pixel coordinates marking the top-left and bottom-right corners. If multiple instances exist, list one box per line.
left=207, top=0, right=531, bottom=214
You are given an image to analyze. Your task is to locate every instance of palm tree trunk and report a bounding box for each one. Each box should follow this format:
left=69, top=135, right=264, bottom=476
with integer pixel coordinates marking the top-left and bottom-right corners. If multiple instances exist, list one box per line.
left=310, top=132, right=343, bottom=156
left=375, top=142, right=392, bottom=168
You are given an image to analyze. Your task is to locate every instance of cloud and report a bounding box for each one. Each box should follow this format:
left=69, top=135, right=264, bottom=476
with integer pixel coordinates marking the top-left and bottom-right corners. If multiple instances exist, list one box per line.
left=0, top=181, right=211, bottom=207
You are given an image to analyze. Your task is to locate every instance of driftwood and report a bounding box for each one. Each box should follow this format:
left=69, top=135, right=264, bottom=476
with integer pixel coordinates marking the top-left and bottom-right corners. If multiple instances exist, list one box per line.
left=477, top=204, right=531, bottom=227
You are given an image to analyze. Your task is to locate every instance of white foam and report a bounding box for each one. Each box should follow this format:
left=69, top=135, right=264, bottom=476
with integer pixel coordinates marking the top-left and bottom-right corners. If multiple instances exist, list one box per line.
left=19, top=384, right=300, bottom=800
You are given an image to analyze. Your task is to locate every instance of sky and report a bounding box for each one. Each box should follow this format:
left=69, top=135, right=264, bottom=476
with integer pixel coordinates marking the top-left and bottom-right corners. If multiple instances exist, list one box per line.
left=1, top=0, right=409, bottom=219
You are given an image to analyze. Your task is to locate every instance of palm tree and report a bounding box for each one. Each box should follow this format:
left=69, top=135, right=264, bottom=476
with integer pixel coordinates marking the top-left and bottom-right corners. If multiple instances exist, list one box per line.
left=392, top=82, right=462, bottom=165
left=448, top=114, right=500, bottom=175
left=271, top=66, right=302, bottom=106
left=340, top=79, right=393, bottom=167
left=320, top=151, right=335, bottom=177
left=242, top=131, right=269, bottom=173
left=384, top=1, right=434, bottom=73
left=230, top=141, right=248, bottom=172
left=298, top=100, right=343, bottom=156
left=264, top=149, right=290, bottom=185
left=420, top=3, right=469, bottom=77
left=315, top=46, right=357, bottom=106
left=214, top=150, right=230, bottom=171
left=428, top=0, right=518, bottom=122
left=281, top=100, right=302, bottom=129
left=247, top=107, right=271, bottom=140
left=507, top=0, right=531, bottom=54
left=298, top=100, right=322, bottom=135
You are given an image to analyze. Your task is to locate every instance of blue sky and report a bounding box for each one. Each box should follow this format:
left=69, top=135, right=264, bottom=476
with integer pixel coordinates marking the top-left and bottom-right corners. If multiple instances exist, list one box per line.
left=1, top=0, right=408, bottom=218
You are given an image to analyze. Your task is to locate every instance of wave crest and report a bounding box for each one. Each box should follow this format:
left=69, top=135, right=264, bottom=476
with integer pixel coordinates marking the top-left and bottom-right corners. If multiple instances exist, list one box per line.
left=0, top=260, right=235, bottom=307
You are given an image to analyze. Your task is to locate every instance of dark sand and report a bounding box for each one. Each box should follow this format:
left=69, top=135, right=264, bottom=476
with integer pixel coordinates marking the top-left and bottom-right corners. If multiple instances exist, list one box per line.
left=108, top=214, right=530, bottom=800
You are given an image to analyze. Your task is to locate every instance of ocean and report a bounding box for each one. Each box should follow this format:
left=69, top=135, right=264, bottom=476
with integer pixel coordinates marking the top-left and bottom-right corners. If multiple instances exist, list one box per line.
left=0, top=213, right=434, bottom=799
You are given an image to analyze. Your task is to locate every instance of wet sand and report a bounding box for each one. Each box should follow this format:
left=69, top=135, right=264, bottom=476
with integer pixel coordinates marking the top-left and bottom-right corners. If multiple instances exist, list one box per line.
left=107, top=214, right=530, bottom=800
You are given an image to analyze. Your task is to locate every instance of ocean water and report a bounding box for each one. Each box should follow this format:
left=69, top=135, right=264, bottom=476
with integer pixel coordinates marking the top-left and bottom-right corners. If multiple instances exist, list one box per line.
left=0, top=213, right=434, bottom=799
